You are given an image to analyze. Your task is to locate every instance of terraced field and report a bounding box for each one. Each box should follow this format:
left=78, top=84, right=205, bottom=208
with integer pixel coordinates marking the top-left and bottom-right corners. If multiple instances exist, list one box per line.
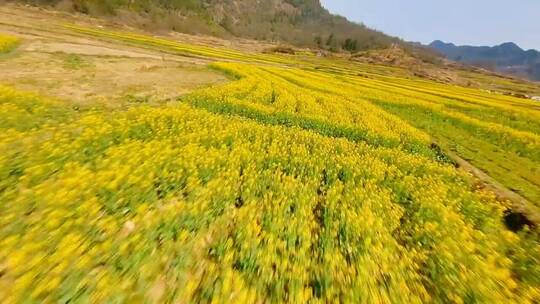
left=1, top=19, right=539, bottom=304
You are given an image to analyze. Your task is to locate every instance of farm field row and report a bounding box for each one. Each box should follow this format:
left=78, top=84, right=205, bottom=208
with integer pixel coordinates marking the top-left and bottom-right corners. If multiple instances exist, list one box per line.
left=189, top=62, right=540, bottom=204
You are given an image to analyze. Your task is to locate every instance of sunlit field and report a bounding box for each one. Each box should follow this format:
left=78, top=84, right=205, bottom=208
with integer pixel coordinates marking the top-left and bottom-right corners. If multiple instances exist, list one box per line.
left=1, top=26, right=539, bottom=303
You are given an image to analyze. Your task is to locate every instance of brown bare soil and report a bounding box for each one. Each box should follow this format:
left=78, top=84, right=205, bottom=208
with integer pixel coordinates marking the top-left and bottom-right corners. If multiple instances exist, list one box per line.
left=0, top=4, right=229, bottom=105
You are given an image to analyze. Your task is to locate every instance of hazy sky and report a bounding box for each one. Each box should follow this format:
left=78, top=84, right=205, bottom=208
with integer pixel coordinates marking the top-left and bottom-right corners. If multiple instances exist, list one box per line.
left=320, top=0, right=540, bottom=50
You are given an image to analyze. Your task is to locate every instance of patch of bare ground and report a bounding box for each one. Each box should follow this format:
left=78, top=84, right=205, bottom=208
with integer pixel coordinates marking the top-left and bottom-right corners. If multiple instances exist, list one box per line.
left=350, top=46, right=477, bottom=87
left=0, top=51, right=226, bottom=105
left=0, top=4, right=229, bottom=105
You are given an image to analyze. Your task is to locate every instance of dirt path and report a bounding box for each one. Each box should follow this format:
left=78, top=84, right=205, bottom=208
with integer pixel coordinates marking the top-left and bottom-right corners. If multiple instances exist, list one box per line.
left=436, top=143, right=540, bottom=228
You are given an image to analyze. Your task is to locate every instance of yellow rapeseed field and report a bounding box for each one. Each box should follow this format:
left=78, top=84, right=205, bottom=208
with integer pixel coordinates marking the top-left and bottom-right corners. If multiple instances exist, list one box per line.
left=1, top=29, right=539, bottom=303
left=0, top=33, right=19, bottom=54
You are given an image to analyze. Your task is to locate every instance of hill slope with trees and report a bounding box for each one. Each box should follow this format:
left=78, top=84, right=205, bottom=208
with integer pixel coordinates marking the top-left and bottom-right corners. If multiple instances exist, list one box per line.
left=430, top=40, right=540, bottom=81
left=14, top=0, right=400, bottom=51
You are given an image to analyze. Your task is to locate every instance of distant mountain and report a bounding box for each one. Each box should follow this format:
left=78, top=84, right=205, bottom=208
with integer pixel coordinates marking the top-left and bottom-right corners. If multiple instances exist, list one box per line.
left=429, top=40, right=540, bottom=81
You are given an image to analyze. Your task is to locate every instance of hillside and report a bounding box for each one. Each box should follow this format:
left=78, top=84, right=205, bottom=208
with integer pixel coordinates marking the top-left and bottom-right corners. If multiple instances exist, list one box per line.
left=13, top=0, right=400, bottom=51
left=430, top=40, right=540, bottom=81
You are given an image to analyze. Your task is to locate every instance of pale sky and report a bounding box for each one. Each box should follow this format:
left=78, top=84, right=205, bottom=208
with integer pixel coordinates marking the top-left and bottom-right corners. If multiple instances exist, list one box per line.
left=320, top=0, right=540, bottom=50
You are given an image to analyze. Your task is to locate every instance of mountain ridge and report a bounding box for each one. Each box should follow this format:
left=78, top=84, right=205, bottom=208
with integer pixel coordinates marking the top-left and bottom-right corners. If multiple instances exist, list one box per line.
left=429, top=40, right=540, bottom=81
